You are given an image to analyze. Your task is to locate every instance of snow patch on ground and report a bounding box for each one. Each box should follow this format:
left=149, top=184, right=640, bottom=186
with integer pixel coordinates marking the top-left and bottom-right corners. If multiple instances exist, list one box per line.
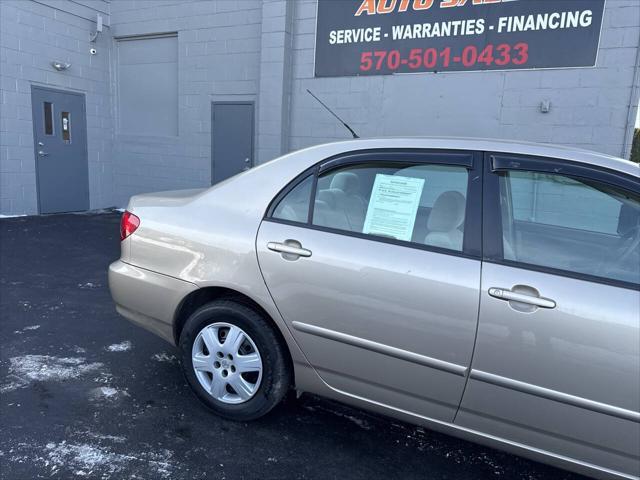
left=97, top=387, right=118, bottom=398
left=92, top=371, right=113, bottom=385
left=0, top=355, right=103, bottom=393
left=78, top=431, right=127, bottom=444
left=13, top=324, right=40, bottom=335
left=42, top=441, right=177, bottom=479
left=5, top=437, right=177, bottom=479
left=105, top=341, right=132, bottom=352
left=89, top=386, right=130, bottom=402
left=151, top=352, right=177, bottom=363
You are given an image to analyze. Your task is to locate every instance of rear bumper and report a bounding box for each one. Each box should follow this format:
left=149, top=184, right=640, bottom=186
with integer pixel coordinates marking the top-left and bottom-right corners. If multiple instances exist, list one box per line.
left=108, top=260, right=198, bottom=345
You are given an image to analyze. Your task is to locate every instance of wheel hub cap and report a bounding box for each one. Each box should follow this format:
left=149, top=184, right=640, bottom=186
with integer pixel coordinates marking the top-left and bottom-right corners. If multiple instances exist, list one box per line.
left=191, top=322, right=263, bottom=404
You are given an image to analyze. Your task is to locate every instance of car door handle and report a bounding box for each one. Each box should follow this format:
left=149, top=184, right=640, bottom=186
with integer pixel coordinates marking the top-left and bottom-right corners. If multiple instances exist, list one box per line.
left=267, top=241, right=312, bottom=258
left=488, top=288, right=556, bottom=309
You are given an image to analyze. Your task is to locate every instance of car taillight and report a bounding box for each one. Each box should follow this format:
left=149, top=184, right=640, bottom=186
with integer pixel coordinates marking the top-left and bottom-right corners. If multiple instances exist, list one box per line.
left=120, top=211, right=140, bottom=241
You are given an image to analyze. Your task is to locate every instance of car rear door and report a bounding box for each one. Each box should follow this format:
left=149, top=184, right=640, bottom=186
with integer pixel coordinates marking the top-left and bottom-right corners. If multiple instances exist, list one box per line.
left=456, top=153, right=640, bottom=476
left=256, top=150, right=482, bottom=422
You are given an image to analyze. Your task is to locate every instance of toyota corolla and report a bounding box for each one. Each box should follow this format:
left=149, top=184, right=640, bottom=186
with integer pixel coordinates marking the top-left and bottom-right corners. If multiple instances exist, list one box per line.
left=109, top=138, right=639, bottom=480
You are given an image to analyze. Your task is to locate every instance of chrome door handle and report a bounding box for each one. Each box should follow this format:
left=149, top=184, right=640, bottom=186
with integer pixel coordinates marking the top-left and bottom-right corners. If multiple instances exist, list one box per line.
left=37, top=150, right=49, bottom=157
left=267, top=241, right=312, bottom=258
left=489, top=288, right=556, bottom=309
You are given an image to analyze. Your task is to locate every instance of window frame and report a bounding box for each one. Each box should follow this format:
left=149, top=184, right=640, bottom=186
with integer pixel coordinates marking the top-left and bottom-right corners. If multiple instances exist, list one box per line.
left=264, top=148, right=482, bottom=259
left=483, top=152, right=640, bottom=291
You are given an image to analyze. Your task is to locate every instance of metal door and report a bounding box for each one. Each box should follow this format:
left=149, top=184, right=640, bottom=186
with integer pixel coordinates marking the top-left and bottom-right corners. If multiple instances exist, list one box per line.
left=31, top=86, right=89, bottom=214
left=456, top=154, right=640, bottom=476
left=211, top=102, right=254, bottom=184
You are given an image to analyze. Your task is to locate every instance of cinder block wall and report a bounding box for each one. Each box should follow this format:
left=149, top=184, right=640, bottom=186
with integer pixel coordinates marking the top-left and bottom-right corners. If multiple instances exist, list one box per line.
left=288, top=0, right=640, bottom=158
left=109, top=0, right=263, bottom=208
left=0, top=0, right=114, bottom=215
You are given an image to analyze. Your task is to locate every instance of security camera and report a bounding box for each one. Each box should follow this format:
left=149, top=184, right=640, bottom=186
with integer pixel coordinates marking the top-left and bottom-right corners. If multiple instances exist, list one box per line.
left=89, top=48, right=97, bottom=55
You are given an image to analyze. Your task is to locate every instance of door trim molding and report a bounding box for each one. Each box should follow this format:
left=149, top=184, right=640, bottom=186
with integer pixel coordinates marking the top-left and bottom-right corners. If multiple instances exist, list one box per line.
left=470, top=369, right=640, bottom=423
left=291, top=321, right=468, bottom=377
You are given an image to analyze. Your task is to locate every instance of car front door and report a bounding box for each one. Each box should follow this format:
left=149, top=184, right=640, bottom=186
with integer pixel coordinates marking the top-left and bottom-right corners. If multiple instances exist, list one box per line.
left=256, top=150, right=482, bottom=422
left=456, top=154, right=640, bottom=476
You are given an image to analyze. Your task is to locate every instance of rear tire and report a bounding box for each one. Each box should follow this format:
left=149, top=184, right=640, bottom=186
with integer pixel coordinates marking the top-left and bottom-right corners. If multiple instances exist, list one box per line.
left=179, top=300, right=291, bottom=421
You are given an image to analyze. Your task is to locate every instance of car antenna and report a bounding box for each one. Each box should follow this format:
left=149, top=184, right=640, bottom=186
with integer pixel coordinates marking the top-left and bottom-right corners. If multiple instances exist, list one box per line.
left=306, top=89, right=359, bottom=139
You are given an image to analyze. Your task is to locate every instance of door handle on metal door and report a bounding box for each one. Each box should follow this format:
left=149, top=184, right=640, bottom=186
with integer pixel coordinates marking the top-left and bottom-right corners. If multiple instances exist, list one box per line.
left=267, top=241, right=312, bottom=258
left=488, top=288, right=556, bottom=309
left=37, top=150, right=49, bottom=157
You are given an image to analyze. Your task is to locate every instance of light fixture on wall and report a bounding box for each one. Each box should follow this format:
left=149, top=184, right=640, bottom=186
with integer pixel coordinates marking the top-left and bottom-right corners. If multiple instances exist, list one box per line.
left=539, top=100, right=552, bottom=113
left=51, top=61, right=71, bottom=71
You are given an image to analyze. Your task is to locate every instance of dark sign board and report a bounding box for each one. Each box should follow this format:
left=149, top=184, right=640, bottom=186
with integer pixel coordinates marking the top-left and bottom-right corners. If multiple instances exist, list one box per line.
left=314, top=0, right=605, bottom=77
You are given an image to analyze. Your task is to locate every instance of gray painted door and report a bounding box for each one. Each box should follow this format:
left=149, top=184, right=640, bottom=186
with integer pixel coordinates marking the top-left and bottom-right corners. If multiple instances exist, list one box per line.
left=211, top=102, right=254, bottom=185
left=31, top=87, right=89, bottom=213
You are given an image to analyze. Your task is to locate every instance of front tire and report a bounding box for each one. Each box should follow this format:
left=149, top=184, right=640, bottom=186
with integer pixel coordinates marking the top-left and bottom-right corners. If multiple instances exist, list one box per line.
left=179, top=300, right=291, bottom=421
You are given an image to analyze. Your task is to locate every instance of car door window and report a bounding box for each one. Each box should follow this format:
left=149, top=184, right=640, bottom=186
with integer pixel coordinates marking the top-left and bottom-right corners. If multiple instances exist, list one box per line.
left=312, top=163, right=469, bottom=251
left=499, top=170, right=640, bottom=285
left=271, top=175, right=313, bottom=223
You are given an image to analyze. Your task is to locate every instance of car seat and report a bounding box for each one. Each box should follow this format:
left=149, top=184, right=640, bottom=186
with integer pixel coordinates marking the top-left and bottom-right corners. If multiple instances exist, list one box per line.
left=424, top=191, right=466, bottom=251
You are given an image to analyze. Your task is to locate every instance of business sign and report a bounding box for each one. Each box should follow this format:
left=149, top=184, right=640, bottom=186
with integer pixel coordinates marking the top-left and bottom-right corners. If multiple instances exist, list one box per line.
left=314, top=0, right=605, bottom=77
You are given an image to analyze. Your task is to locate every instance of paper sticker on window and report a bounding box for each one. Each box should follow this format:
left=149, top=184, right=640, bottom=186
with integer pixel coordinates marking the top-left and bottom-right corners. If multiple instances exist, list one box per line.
left=363, top=174, right=425, bottom=242
left=61, top=111, right=70, bottom=142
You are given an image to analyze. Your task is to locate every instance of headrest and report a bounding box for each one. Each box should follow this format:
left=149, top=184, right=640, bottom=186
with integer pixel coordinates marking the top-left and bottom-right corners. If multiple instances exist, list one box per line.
left=317, top=189, right=337, bottom=208
left=330, top=172, right=360, bottom=195
left=427, top=191, right=466, bottom=232
left=618, top=203, right=639, bottom=236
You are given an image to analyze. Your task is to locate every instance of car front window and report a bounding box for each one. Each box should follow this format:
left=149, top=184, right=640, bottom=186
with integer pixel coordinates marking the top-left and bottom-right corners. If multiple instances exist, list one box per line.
left=500, top=170, right=640, bottom=285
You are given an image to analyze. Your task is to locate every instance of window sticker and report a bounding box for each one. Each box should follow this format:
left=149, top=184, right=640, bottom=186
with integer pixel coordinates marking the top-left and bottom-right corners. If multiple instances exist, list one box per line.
left=61, top=111, right=70, bottom=142
left=363, top=174, right=425, bottom=242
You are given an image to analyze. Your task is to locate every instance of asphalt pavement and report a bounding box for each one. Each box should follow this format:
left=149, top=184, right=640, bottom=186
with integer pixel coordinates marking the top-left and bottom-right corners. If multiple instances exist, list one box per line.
left=0, top=212, right=587, bottom=480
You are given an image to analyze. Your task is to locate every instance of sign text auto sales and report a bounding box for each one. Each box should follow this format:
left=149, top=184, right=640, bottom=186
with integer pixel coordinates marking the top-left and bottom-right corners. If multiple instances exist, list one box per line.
left=314, top=0, right=605, bottom=77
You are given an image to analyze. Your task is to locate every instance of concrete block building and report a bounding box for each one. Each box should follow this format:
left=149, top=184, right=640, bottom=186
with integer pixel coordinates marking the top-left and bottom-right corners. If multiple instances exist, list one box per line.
left=1, top=0, right=639, bottom=215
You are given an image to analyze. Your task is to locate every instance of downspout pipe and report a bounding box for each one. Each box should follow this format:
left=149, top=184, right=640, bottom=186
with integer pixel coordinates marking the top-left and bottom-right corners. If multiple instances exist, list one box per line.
left=622, top=28, right=640, bottom=159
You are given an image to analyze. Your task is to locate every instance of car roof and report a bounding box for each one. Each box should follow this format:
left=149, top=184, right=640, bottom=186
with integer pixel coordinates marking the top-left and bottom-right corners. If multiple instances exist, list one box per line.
left=296, top=137, right=639, bottom=178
